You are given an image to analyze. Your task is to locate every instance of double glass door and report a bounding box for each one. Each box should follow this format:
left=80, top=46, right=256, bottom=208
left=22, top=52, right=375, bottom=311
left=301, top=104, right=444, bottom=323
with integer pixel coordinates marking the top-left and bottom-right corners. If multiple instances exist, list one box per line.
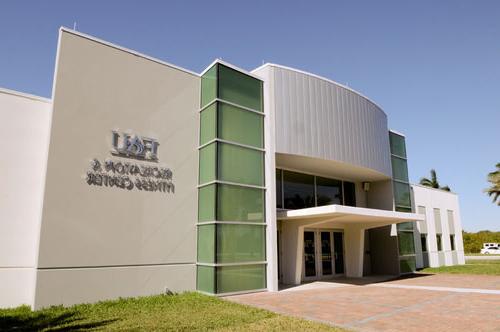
left=303, top=230, right=344, bottom=280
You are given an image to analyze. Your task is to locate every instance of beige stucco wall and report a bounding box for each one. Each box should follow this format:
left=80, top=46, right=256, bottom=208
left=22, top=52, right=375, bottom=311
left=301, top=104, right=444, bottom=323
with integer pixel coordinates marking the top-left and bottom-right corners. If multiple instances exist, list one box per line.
left=0, top=89, right=51, bottom=308
left=34, top=29, right=200, bottom=308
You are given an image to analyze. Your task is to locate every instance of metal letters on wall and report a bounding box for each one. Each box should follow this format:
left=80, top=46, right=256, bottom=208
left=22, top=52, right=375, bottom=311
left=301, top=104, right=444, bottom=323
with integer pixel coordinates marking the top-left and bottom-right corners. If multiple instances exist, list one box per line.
left=85, top=131, right=174, bottom=193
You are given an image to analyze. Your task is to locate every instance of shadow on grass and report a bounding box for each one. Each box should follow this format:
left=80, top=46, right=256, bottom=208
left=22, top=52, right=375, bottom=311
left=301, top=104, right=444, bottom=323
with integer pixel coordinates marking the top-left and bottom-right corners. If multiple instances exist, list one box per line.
left=0, top=310, right=118, bottom=331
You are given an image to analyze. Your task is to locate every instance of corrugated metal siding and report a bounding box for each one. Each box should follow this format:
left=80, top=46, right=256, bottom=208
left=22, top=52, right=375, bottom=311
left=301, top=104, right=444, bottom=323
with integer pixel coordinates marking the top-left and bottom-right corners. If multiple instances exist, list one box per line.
left=271, top=66, right=392, bottom=177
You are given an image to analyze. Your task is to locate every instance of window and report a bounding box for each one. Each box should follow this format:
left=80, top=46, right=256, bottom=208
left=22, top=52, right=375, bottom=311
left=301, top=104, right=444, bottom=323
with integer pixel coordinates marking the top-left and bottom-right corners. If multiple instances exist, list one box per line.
left=283, top=170, right=315, bottom=209
left=343, top=181, right=356, bottom=206
left=399, top=256, right=416, bottom=273
left=199, top=143, right=216, bottom=184
left=450, top=235, right=455, bottom=251
left=216, top=224, right=266, bottom=263
left=316, top=176, right=342, bottom=206
left=217, top=142, right=264, bottom=186
left=389, top=132, right=407, bottom=158
left=218, top=102, right=263, bottom=148
left=276, top=169, right=283, bottom=209
left=217, top=184, right=264, bottom=223
left=218, top=64, right=263, bottom=112
left=398, top=231, right=415, bottom=255
left=394, top=181, right=411, bottom=209
left=216, top=264, right=266, bottom=293
left=391, top=157, right=409, bottom=183
left=421, top=234, right=427, bottom=252
left=436, top=234, right=442, bottom=251
left=199, top=103, right=216, bottom=145
left=201, top=65, right=217, bottom=108
left=277, top=169, right=358, bottom=209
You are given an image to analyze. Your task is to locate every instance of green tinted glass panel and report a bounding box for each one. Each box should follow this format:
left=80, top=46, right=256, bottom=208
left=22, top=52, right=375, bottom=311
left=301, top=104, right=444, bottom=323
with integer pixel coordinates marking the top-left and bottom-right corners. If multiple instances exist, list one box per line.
left=399, top=257, right=416, bottom=273
left=198, top=184, right=216, bottom=222
left=200, top=103, right=217, bottom=145
left=391, top=157, right=409, bottom=183
left=199, top=143, right=216, bottom=184
left=394, top=181, right=411, bottom=208
left=218, top=65, right=262, bottom=112
left=398, top=231, right=415, bottom=255
left=201, top=65, right=217, bottom=108
left=217, top=184, right=264, bottom=223
left=397, top=222, right=414, bottom=231
left=389, top=132, right=407, bottom=158
left=396, top=206, right=412, bottom=212
left=216, top=264, right=266, bottom=294
left=216, top=224, right=266, bottom=263
left=197, top=225, right=215, bottom=263
left=218, top=143, right=264, bottom=186
left=218, top=102, right=263, bottom=148
left=197, top=265, right=215, bottom=294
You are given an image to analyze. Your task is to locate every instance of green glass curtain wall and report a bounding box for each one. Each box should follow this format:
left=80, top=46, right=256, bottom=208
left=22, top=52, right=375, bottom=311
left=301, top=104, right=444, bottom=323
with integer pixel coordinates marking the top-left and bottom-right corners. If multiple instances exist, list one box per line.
left=218, top=64, right=263, bottom=112
left=389, top=131, right=416, bottom=274
left=201, top=66, right=217, bottom=109
left=197, top=63, right=266, bottom=294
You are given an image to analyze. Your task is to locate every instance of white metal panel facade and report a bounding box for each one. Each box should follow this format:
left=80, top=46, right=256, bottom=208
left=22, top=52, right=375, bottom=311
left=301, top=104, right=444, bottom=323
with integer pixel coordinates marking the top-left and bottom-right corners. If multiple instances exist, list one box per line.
left=256, top=65, right=392, bottom=178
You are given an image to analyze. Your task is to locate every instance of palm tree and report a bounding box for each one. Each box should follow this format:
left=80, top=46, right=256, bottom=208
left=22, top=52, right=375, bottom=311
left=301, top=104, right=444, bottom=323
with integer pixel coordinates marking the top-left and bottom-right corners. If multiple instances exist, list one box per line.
left=419, top=169, right=451, bottom=191
left=484, top=163, right=500, bottom=205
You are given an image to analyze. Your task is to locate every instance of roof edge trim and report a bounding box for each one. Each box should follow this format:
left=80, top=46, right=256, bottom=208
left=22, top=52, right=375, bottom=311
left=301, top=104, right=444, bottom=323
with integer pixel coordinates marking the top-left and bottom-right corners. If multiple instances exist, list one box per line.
left=411, top=183, right=457, bottom=195
left=0, top=86, right=51, bottom=103
left=200, top=59, right=264, bottom=81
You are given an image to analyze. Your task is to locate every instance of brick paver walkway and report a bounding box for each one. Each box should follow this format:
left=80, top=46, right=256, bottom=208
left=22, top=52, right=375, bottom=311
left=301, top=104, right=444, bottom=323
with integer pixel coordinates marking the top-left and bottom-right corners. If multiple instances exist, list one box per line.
left=227, top=274, right=500, bottom=332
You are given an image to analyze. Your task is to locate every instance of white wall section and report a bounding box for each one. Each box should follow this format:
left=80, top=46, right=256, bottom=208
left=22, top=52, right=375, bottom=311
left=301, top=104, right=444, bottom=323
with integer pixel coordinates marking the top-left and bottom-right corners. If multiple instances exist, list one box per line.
left=0, top=88, right=52, bottom=308
left=411, top=184, right=465, bottom=268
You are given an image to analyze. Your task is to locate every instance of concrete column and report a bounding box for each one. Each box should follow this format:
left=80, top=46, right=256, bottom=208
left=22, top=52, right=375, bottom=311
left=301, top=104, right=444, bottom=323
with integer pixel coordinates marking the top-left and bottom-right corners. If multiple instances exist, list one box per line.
left=281, top=221, right=303, bottom=285
left=344, top=225, right=365, bottom=277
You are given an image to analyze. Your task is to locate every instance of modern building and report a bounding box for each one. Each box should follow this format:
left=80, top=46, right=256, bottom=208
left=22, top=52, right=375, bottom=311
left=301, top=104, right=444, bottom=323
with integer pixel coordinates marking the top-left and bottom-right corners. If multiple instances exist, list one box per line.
left=0, top=28, right=465, bottom=309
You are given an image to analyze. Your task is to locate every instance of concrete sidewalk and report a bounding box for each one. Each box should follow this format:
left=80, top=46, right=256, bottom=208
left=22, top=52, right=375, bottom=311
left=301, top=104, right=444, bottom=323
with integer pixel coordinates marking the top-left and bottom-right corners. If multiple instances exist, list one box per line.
left=466, top=255, right=500, bottom=260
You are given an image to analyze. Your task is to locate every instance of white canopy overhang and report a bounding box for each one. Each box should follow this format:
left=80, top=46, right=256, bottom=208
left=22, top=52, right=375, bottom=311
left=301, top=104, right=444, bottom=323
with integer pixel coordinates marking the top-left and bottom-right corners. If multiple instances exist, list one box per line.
left=277, top=205, right=424, bottom=228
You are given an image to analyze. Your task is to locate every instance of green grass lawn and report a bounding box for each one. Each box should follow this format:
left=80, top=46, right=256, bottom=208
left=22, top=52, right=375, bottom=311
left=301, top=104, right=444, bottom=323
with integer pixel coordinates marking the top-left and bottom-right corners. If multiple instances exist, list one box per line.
left=421, top=259, right=500, bottom=275
left=0, top=292, right=344, bottom=331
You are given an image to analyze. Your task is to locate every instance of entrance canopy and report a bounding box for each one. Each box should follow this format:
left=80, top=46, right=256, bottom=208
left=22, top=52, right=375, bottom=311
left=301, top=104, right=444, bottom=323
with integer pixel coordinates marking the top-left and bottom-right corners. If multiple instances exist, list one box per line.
left=277, top=205, right=424, bottom=282
left=277, top=204, right=423, bottom=229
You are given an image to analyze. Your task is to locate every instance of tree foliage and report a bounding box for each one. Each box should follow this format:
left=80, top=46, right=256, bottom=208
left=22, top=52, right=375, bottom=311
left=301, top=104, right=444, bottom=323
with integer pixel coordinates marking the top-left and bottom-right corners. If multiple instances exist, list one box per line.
left=484, top=163, right=500, bottom=205
left=419, top=169, right=451, bottom=191
left=462, top=230, right=500, bottom=253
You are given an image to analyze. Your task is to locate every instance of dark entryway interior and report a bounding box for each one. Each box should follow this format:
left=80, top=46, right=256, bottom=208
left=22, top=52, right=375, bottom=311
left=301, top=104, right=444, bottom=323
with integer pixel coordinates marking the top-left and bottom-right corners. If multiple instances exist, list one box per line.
left=363, top=225, right=400, bottom=276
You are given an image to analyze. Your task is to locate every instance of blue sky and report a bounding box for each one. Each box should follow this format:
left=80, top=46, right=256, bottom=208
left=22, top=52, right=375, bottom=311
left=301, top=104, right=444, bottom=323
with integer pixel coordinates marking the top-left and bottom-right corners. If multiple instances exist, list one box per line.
left=1, top=1, right=498, bottom=231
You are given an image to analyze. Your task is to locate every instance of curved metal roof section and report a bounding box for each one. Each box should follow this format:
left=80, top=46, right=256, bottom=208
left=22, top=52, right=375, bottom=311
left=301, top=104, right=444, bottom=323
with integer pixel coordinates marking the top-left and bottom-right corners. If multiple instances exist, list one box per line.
left=253, top=62, right=393, bottom=179
left=252, top=63, right=386, bottom=116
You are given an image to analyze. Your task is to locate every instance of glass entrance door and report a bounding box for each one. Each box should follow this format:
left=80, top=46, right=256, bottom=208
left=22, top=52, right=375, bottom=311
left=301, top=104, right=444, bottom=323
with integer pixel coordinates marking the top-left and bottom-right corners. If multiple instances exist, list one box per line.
left=333, top=232, right=345, bottom=274
left=303, top=230, right=344, bottom=280
left=304, top=231, right=316, bottom=277
left=320, top=232, right=333, bottom=276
